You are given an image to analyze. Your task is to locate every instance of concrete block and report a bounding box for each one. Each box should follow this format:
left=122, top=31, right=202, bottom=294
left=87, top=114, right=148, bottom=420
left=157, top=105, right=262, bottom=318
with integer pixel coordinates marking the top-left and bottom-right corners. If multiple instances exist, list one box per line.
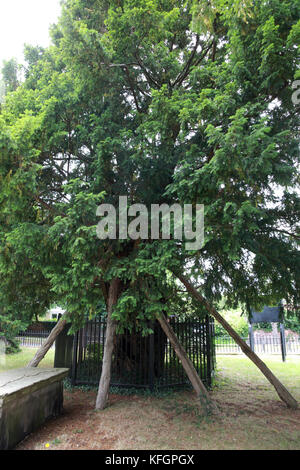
left=0, top=368, right=69, bottom=450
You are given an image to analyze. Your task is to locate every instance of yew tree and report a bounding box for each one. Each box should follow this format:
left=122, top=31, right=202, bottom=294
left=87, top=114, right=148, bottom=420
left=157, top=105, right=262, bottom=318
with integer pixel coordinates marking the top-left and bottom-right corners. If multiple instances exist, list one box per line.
left=0, top=0, right=299, bottom=409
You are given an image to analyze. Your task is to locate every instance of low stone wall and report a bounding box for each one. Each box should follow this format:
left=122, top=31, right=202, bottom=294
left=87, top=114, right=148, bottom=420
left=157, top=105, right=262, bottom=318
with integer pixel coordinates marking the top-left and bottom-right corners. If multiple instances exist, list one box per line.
left=0, top=368, right=69, bottom=450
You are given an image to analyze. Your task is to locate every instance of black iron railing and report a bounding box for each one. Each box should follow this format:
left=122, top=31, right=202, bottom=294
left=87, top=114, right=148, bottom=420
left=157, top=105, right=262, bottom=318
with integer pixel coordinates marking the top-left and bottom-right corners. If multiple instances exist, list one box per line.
left=15, top=322, right=56, bottom=348
left=71, top=315, right=216, bottom=390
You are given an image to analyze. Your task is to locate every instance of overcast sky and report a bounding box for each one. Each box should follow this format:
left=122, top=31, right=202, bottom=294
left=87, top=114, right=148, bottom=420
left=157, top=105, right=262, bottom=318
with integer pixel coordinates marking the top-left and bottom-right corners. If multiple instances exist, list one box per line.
left=0, top=0, right=62, bottom=66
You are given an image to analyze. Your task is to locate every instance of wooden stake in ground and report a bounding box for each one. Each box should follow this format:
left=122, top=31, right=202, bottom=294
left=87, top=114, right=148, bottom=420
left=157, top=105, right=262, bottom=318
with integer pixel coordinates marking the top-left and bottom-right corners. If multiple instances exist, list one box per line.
left=95, top=278, right=121, bottom=410
left=156, top=313, right=219, bottom=415
left=27, top=314, right=68, bottom=368
left=177, top=273, right=298, bottom=410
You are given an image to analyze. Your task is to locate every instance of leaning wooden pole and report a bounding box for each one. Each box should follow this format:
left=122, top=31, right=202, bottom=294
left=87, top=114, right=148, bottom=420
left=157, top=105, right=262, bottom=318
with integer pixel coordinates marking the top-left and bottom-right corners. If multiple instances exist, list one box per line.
left=27, top=314, right=68, bottom=368
left=156, top=313, right=219, bottom=415
left=176, top=274, right=298, bottom=410
left=95, top=278, right=121, bottom=410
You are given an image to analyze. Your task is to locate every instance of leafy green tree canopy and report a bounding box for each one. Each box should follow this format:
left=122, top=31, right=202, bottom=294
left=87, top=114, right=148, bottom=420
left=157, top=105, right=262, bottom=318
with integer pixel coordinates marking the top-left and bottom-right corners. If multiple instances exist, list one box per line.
left=0, top=0, right=299, bottom=335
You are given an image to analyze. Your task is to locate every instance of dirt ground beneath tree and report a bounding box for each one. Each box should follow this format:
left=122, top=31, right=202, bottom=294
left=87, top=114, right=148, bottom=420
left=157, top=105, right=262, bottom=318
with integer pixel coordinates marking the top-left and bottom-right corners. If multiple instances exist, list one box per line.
left=15, top=356, right=300, bottom=451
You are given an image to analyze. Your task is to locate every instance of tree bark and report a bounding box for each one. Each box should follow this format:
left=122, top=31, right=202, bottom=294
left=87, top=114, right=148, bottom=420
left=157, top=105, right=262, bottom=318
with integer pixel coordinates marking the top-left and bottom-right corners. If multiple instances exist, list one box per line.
left=113, top=320, right=167, bottom=380
left=177, top=274, right=298, bottom=410
left=156, top=313, right=219, bottom=415
left=95, top=278, right=121, bottom=410
left=27, top=314, right=68, bottom=368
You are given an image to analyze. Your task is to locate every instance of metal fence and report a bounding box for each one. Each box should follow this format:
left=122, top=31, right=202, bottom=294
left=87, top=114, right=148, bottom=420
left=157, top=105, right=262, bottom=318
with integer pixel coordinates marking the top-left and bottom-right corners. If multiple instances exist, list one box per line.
left=215, top=334, right=300, bottom=355
left=71, top=315, right=216, bottom=390
left=15, top=322, right=56, bottom=349
left=16, top=331, right=53, bottom=348
left=12, top=322, right=300, bottom=358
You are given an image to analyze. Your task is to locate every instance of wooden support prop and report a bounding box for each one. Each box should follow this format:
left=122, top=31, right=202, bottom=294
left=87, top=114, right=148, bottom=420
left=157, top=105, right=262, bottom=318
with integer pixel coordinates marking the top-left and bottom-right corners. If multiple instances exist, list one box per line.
left=95, top=278, right=121, bottom=410
left=176, top=274, right=298, bottom=410
left=156, top=313, right=219, bottom=415
left=27, top=314, right=68, bottom=368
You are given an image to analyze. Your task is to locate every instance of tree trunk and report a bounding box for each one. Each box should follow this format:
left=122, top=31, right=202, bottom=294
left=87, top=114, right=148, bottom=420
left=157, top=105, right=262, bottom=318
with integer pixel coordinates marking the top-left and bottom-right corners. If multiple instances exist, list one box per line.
left=177, top=274, right=298, bottom=410
left=27, top=314, right=68, bottom=368
left=95, top=278, right=121, bottom=410
left=112, top=321, right=167, bottom=383
left=156, top=313, right=219, bottom=415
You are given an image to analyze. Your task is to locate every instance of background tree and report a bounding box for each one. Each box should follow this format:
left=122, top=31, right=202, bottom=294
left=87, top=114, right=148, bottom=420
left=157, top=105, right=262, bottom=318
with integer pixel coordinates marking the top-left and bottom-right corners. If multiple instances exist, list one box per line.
left=0, top=80, right=5, bottom=104
left=1, top=59, right=20, bottom=94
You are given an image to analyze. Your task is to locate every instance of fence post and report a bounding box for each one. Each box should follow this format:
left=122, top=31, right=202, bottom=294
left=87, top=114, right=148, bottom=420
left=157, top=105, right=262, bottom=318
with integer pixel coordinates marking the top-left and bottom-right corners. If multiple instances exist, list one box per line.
left=205, top=315, right=212, bottom=387
left=148, top=322, right=155, bottom=392
left=71, top=331, right=79, bottom=386
left=280, top=323, right=287, bottom=362
left=54, top=323, right=74, bottom=376
left=210, top=318, right=216, bottom=371
left=249, top=323, right=255, bottom=352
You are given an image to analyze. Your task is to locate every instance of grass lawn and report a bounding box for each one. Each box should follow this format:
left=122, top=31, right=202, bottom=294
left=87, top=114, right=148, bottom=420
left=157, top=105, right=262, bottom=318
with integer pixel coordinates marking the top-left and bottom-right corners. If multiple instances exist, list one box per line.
left=0, top=347, right=55, bottom=372
left=10, top=353, right=300, bottom=450
left=215, top=354, right=300, bottom=392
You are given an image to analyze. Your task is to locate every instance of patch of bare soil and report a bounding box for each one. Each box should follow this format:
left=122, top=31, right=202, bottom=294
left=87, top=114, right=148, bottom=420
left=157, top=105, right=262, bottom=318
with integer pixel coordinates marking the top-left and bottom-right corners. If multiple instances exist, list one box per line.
left=16, top=390, right=139, bottom=450
left=15, top=385, right=300, bottom=451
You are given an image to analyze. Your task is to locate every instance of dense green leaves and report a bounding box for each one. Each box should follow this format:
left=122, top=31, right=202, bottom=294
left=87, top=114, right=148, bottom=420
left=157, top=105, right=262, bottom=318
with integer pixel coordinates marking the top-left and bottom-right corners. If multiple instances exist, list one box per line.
left=0, top=0, right=299, bottom=335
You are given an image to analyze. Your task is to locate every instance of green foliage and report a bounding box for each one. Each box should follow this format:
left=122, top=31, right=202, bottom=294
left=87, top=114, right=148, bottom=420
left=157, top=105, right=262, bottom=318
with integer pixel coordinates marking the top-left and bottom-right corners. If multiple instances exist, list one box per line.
left=64, top=378, right=182, bottom=397
left=86, top=342, right=103, bottom=361
left=0, top=0, right=299, bottom=335
left=284, top=315, right=300, bottom=334
left=253, top=322, right=273, bottom=333
left=214, top=309, right=249, bottom=337
left=1, top=59, right=20, bottom=94
left=0, top=312, right=28, bottom=354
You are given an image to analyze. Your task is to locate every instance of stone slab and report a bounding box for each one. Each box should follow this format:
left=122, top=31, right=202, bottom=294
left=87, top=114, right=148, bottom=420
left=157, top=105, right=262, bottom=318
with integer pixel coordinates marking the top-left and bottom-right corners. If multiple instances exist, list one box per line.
left=0, top=368, right=69, bottom=450
left=0, top=368, right=69, bottom=401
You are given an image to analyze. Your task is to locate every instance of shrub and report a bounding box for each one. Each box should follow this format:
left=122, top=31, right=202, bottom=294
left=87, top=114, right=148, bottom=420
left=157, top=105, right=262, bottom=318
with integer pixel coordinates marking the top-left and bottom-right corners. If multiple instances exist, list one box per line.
left=86, top=342, right=103, bottom=361
left=214, top=309, right=249, bottom=337
left=284, top=316, right=300, bottom=334
left=0, top=313, right=29, bottom=354
left=253, top=322, right=273, bottom=333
